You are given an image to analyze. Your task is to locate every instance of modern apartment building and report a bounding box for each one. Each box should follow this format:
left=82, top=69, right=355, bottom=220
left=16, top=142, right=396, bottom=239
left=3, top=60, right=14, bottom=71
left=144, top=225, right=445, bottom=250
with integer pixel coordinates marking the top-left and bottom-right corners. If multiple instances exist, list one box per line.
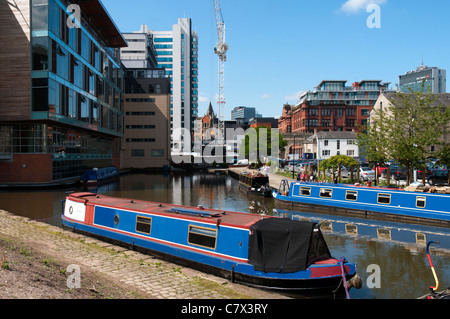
left=278, top=80, right=391, bottom=134
left=399, top=65, right=446, bottom=94
left=127, top=20, right=199, bottom=157
left=0, top=0, right=126, bottom=184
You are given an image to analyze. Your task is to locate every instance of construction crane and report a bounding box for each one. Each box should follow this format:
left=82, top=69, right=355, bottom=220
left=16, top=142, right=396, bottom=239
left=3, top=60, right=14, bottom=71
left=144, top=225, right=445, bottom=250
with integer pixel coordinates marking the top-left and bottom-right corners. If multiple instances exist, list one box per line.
left=213, top=0, right=228, bottom=143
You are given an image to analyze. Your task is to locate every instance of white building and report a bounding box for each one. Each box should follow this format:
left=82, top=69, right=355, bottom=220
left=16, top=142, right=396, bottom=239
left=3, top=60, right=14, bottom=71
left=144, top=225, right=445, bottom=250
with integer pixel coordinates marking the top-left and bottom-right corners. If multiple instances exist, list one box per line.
left=304, top=131, right=359, bottom=160
left=123, top=19, right=199, bottom=156
left=151, top=19, right=199, bottom=155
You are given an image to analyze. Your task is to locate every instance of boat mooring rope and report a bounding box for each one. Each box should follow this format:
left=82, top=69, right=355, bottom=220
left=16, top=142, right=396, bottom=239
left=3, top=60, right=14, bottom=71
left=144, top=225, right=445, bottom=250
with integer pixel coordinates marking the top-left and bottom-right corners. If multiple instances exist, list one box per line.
left=426, top=241, right=440, bottom=292
left=339, top=257, right=351, bottom=299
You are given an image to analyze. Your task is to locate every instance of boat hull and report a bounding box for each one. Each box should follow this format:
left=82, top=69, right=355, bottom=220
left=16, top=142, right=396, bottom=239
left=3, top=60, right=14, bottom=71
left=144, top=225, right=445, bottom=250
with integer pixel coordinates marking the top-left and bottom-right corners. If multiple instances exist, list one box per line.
left=273, top=182, right=450, bottom=228
left=239, top=183, right=272, bottom=197
left=62, top=219, right=355, bottom=292
left=61, top=193, right=358, bottom=293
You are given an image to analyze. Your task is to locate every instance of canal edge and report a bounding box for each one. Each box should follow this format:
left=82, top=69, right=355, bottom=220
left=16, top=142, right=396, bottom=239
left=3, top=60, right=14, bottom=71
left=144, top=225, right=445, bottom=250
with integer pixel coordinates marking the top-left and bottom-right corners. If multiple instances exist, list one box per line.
left=0, top=209, right=288, bottom=299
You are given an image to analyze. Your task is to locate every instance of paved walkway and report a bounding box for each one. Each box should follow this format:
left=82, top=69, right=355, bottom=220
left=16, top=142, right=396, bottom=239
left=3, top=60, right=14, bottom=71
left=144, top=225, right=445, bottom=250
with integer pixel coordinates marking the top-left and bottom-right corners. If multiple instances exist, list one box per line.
left=0, top=209, right=287, bottom=299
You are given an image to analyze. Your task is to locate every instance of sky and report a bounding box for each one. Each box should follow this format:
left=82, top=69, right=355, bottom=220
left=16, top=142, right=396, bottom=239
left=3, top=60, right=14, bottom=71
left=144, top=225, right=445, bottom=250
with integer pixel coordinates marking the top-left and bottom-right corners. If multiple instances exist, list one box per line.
left=101, top=0, right=450, bottom=120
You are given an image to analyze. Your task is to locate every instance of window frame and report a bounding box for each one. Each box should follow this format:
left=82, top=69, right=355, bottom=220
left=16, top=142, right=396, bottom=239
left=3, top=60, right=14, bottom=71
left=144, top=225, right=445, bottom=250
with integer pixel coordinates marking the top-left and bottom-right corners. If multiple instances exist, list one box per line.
left=187, top=225, right=217, bottom=250
left=345, top=190, right=358, bottom=201
left=377, top=193, right=391, bottom=204
left=135, top=216, right=152, bottom=235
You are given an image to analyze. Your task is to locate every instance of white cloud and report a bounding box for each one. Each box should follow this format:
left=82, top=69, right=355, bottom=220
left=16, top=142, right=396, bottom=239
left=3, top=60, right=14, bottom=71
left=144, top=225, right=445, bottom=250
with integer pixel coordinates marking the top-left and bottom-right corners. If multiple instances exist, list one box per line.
left=340, top=0, right=386, bottom=13
left=284, top=91, right=304, bottom=102
left=198, top=95, right=209, bottom=103
left=261, top=94, right=272, bottom=99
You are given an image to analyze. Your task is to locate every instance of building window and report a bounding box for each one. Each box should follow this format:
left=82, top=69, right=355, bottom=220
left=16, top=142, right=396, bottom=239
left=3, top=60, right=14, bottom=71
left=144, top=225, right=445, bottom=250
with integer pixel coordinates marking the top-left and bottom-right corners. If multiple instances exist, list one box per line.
left=32, top=78, right=49, bottom=112
left=31, top=0, right=48, bottom=31
left=151, top=149, right=164, bottom=157
left=131, top=149, right=145, bottom=157
left=126, top=125, right=155, bottom=129
left=126, top=138, right=155, bottom=142
left=32, top=37, right=49, bottom=70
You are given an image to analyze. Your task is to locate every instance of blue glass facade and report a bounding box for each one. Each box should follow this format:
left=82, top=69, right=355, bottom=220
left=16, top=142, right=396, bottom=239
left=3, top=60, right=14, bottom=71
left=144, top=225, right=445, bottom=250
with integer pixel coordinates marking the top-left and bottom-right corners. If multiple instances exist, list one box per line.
left=31, top=0, right=125, bottom=136
left=0, top=0, right=127, bottom=183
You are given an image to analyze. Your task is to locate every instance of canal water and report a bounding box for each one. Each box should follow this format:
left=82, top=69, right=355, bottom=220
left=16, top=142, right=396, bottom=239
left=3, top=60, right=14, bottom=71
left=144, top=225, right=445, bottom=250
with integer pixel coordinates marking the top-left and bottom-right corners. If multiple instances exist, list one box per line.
left=1, top=172, right=449, bottom=299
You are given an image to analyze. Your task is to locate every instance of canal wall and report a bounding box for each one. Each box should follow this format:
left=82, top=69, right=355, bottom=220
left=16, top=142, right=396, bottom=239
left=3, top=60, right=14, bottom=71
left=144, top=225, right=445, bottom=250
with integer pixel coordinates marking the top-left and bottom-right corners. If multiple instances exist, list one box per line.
left=0, top=209, right=286, bottom=299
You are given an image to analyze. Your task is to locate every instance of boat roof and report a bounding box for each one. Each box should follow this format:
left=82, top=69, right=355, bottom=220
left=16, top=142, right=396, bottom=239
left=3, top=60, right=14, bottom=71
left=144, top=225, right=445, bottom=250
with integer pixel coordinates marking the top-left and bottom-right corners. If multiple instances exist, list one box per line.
left=67, top=192, right=269, bottom=229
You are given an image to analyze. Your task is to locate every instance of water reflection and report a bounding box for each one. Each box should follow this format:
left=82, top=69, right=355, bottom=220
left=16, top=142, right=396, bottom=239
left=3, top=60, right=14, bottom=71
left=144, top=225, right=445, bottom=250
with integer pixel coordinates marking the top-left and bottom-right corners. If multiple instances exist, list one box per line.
left=0, top=172, right=448, bottom=299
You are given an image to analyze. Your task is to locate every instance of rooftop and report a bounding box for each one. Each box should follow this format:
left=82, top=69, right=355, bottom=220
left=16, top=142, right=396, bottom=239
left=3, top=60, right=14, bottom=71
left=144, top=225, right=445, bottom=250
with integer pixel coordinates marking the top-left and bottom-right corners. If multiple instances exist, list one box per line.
left=78, top=0, right=127, bottom=48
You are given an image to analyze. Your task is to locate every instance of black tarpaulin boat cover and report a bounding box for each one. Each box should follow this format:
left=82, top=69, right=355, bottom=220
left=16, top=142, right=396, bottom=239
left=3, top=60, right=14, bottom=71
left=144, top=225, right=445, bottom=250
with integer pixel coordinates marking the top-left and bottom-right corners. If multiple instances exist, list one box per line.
left=248, top=218, right=315, bottom=273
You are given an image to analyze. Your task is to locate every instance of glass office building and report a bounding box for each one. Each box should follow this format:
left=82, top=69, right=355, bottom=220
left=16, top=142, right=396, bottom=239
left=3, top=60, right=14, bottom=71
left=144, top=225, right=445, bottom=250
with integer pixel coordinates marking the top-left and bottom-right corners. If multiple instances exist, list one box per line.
left=0, top=0, right=127, bottom=184
left=399, top=65, right=446, bottom=94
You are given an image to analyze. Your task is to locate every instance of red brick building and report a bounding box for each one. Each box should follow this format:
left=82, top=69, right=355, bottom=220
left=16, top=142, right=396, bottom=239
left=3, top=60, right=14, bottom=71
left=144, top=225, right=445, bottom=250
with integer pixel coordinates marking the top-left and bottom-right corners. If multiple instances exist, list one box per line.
left=279, top=80, right=391, bottom=134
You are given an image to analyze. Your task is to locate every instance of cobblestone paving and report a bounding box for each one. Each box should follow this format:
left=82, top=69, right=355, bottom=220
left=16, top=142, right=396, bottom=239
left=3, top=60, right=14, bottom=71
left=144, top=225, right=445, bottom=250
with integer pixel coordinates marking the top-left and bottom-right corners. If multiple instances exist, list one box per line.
left=0, top=210, right=286, bottom=299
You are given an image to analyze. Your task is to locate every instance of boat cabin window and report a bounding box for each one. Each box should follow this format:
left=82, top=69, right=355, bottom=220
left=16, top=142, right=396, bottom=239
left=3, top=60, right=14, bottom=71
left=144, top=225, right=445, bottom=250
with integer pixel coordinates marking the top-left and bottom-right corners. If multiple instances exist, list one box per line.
left=136, top=216, right=152, bottom=235
left=377, top=193, right=391, bottom=204
left=346, top=190, right=358, bottom=201
left=319, top=188, right=333, bottom=198
left=188, top=226, right=217, bottom=249
left=416, top=196, right=426, bottom=208
left=299, top=187, right=311, bottom=196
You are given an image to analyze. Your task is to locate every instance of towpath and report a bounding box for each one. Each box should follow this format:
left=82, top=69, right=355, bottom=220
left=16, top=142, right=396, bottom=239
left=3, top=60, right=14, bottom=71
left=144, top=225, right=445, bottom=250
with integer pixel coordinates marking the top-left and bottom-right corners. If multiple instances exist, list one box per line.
left=0, top=209, right=288, bottom=299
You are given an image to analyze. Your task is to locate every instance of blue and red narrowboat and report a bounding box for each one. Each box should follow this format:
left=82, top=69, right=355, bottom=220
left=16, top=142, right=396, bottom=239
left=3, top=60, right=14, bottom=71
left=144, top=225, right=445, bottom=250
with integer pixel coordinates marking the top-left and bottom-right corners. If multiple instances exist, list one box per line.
left=273, top=180, right=450, bottom=227
left=61, top=192, right=360, bottom=294
left=80, top=167, right=119, bottom=186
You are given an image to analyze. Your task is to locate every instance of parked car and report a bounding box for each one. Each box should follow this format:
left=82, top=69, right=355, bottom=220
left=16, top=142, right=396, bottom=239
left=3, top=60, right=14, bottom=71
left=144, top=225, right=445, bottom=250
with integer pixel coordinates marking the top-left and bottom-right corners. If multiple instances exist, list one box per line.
left=359, top=166, right=376, bottom=181
left=427, top=169, right=449, bottom=186
left=341, top=167, right=357, bottom=179
left=372, top=166, right=388, bottom=176
left=392, top=168, right=407, bottom=181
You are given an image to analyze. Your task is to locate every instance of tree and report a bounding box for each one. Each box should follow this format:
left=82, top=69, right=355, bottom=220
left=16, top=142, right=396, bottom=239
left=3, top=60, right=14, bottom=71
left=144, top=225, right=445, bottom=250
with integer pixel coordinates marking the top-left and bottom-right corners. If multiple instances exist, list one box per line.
left=358, top=81, right=450, bottom=185
left=320, top=155, right=359, bottom=183
left=239, top=126, right=287, bottom=165
left=435, top=144, right=450, bottom=185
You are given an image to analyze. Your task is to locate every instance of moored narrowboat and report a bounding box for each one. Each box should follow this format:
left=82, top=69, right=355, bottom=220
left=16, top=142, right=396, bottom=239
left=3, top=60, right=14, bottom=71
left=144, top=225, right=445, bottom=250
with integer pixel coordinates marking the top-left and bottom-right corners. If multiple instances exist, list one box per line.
left=80, top=166, right=119, bottom=185
left=61, top=192, right=360, bottom=294
left=273, top=180, right=450, bottom=228
left=239, top=171, right=272, bottom=197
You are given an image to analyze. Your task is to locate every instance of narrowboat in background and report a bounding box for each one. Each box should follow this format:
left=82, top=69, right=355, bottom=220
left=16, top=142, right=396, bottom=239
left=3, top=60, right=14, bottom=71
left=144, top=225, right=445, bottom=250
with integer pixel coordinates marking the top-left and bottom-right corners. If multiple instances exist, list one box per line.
left=238, top=171, right=272, bottom=197
left=61, top=192, right=361, bottom=294
left=80, top=167, right=119, bottom=186
left=273, top=180, right=450, bottom=228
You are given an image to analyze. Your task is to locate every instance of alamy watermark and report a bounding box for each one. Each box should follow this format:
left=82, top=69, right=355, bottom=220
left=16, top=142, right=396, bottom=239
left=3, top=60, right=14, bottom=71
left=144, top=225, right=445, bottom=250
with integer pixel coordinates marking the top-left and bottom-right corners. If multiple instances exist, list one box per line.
left=366, top=4, right=381, bottom=29
left=66, top=4, right=81, bottom=29
left=66, top=264, right=81, bottom=289
left=366, top=264, right=381, bottom=288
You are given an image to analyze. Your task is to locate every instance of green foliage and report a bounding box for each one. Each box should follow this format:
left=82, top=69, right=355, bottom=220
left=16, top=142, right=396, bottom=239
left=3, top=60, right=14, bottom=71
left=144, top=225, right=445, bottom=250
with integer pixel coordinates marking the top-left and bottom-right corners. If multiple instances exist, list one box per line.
left=320, top=154, right=358, bottom=169
left=357, top=81, right=450, bottom=184
left=239, top=126, right=288, bottom=161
